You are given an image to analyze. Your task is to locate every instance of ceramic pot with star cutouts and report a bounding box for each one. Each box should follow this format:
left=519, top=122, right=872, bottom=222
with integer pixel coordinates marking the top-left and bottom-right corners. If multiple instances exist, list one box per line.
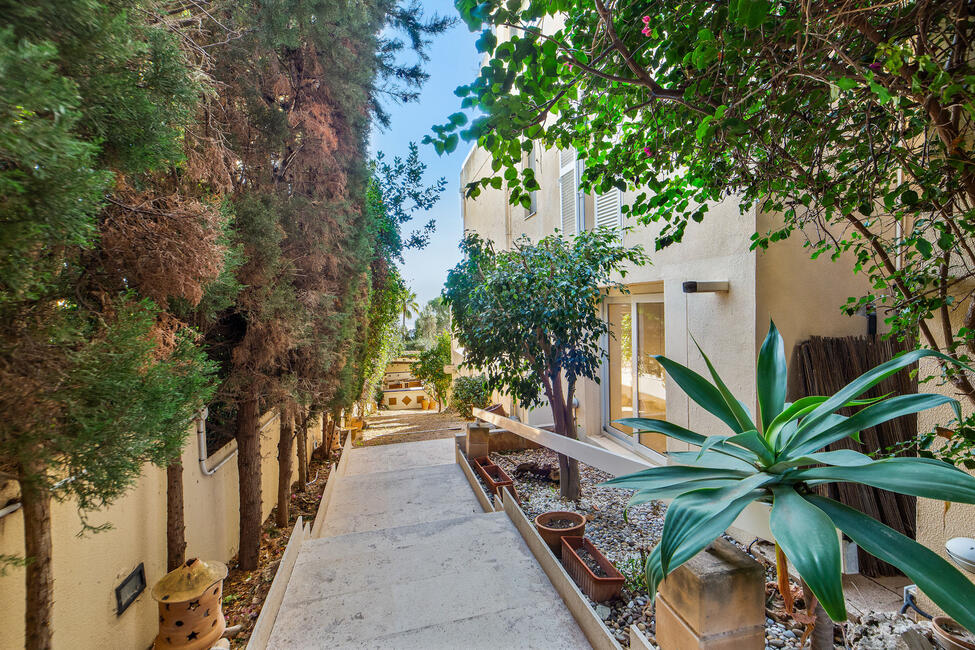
left=152, top=558, right=228, bottom=649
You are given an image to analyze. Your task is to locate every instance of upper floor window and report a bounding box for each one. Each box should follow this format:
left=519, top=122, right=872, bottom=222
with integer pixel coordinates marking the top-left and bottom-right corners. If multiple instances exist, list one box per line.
left=559, top=148, right=581, bottom=235
left=594, top=187, right=622, bottom=232
left=524, top=143, right=538, bottom=218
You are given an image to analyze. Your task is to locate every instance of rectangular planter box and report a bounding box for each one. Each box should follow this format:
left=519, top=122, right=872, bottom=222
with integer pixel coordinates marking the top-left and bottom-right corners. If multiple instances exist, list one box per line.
left=562, top=537, right=625, bottom=602
left=472, top=456, right=495, bottom=480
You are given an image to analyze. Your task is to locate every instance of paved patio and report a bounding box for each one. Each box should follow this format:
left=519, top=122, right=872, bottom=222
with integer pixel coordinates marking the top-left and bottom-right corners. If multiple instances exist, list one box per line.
left=265, top=437, right=590, bottom=649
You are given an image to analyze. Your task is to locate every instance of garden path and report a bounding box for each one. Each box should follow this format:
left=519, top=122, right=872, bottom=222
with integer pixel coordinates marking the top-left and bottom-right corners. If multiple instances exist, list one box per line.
left=264, top=437, right=591, bottom=649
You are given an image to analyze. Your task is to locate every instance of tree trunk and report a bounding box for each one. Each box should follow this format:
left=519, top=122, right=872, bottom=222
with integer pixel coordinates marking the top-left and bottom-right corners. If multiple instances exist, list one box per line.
left=236, top=397, right=261, bottom=571
left=166, top=460, right=186, bottom=571
left=276, top=403, right=294, bottom=528
left=20, top=474, right=53, bottom=650
left=295, top=407, right=308, bottom=492
left=549, top=380, right=581, bottom=500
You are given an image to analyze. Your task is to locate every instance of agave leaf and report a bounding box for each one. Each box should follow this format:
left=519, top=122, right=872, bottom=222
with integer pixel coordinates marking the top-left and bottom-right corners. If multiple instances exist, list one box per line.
left=689, top=335, right=757, bottom=432
left=791, top=349, right=968, bottom=446
left=767, top=449, right=874, bottom=472
left=757, top=321, right=787, bottom=432
left=625, top=479, right=741, bottom=509
left=786, top=394, right=959, bottom=457
left=614, top=417, right=759, bottom=464
left=600, top=465, right=749, bottom=491
left=668, top=450, right=758, bottom=472
left=790, top=457, right=975, bottom=503
left=652, top=356, right=750, bottom=433
left=659, top=474, right=775, bottom=575
left=726, top=430, right=775, bottom=466
left=697, top=434, right=733, bottom=459
left=645, top=485, right=763, bottom=597
left=769, top=486, right=846, bottom=621
left=807, top=494, right=975, bottom=634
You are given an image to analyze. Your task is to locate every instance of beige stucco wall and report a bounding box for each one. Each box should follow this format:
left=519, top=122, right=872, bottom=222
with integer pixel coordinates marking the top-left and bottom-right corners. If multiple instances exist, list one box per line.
left=0, top=409, right=322, bottom=649
left=915, top=289, right=975, bottom=612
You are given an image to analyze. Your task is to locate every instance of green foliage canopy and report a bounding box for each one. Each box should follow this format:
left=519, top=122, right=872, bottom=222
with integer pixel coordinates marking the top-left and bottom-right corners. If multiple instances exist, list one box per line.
left=433, top=0, right=975, bottom=462
left=443, top=229, right=646, bottom=409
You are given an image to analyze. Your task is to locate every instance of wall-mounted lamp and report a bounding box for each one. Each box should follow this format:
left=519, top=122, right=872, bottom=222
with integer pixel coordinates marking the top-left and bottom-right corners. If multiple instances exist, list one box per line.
left=682, top=281, right=730, bottom=294
left=115, top=563, right=146, bottom=616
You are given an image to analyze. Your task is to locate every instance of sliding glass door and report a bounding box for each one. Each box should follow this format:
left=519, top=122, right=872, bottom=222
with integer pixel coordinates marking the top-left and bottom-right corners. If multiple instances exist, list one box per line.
left=604, top=296, right=667, bottom=454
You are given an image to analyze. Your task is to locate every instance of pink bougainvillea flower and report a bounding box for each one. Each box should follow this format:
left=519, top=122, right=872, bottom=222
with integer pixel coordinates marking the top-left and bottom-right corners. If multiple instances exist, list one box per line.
left=642, top=26, right=651, bottom=36
left=643, top=147, right=652, bottom=157
left=642, top=15, right=650, bottom=23
left=868, top=62, right=883, bottom=71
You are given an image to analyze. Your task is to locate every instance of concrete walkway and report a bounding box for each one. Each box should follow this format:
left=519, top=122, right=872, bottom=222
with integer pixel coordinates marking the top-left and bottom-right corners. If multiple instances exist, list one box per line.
left=266, top=437, right=590, bottom=649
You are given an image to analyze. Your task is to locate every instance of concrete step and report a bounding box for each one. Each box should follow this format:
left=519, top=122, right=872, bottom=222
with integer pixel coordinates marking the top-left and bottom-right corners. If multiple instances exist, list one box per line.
left=267, top=512, right=590, bottom=649
left=343, top=438, right=456, bottom=476
left=319, top=463, right=483, bottom=538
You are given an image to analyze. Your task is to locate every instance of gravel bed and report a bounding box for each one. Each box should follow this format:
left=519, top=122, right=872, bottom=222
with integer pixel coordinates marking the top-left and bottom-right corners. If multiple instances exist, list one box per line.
left=487, top=447, right=810, bottom=649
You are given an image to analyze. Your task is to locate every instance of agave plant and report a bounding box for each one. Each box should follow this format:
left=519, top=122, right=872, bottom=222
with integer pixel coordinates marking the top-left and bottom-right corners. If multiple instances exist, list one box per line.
left=603, top=321, right=975, bottom=632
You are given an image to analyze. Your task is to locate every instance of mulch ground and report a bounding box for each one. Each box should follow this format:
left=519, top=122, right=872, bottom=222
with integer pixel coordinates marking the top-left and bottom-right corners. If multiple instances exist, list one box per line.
left=221, top=444, right=340, bottom=648
left=358, top=409, right=466, bottom=446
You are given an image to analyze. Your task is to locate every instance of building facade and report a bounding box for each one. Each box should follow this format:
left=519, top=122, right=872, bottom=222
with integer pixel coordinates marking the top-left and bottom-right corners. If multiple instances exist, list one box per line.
left=459, top=134, right=874, bottom=463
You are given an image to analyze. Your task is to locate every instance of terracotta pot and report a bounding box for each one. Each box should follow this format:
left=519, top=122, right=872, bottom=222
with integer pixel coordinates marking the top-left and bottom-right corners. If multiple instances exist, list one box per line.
left=534, top=511, right=586, bottom=555
left=561, top=536, right=625, bottom=602
left=933, top=616, right=975, bottom=650
left=152, top=558, right=228, bottom=650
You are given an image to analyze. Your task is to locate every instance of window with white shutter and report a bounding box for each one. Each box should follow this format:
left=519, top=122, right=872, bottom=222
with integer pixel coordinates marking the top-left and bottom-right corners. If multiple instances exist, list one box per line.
left=559, top=149, right=577, bottom=235
left=594, top=188, right=622, bottom=232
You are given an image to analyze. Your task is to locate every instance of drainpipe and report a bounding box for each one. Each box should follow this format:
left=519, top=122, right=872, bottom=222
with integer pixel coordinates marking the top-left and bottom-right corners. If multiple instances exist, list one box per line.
left=198, top=407, right=239, bottom=476
left=0, top=470, right=83, bottom=519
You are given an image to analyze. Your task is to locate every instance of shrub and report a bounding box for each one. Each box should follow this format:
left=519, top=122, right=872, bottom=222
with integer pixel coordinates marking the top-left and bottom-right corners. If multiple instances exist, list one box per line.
left=452, top=374, right=491, bottom=420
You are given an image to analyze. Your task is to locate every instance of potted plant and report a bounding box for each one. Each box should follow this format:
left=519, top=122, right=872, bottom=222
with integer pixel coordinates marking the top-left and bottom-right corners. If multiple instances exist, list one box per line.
left=534, top=511, right=586, bottom=554
left=562, top=536, right=625, bottom=602
left=603, top=321, right=975, bottom=640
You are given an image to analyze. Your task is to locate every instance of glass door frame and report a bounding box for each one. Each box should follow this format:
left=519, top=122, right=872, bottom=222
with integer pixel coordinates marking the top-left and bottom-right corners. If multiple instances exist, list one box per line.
left=601, top=293, right=667, bottom=463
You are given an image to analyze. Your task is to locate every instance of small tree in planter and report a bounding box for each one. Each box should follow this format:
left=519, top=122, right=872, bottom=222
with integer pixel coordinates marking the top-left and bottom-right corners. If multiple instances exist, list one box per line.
left=452, top=374, right=491, bottom=420
left=445, top=230, right=646, bottom=499
left=604, top=322, right=975, bottom=640
left=411, top=330, right=452, bottom=411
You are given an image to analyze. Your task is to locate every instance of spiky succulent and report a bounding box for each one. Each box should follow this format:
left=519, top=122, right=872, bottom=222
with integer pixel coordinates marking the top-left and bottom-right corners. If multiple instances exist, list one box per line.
left=603, top=321, right=975, bottom=631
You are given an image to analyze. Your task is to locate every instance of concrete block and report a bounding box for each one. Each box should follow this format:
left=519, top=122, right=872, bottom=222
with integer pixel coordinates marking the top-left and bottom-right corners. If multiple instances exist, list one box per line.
left=656, top=537, right=765, bottom=650
left=466, top=422, right=491, bottom=457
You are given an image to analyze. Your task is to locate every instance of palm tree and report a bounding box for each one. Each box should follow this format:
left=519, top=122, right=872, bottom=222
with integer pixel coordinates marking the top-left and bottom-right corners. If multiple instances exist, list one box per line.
left=400, top=289, right=419, bottom=335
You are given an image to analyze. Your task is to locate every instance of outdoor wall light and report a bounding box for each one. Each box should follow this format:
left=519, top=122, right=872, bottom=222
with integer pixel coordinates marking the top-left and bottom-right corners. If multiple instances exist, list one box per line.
left=115, top=563, right=147, bottom=616
left=682, top=281, right=729, bottom=293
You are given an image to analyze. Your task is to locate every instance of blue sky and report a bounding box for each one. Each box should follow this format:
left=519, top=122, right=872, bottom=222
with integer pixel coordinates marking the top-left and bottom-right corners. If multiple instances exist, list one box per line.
left=369, top=0, right=481, bottom=316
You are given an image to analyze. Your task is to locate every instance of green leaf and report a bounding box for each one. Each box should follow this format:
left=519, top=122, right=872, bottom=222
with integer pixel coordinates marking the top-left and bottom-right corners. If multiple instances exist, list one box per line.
left=767, top=449, right=874, bottom=472
left=757, top=320, right=787, bottom=432
left=615, top=417, right=759, bottom=463
left=652, top=354, right=749, bottom=432
left=786, top=393, right=959, bottom=457
left=600, top=465, right=749, bottom=491
left=647, top=480, right=766, bottom=594
left=915, top=238, right=933, bottom=259
left=448, top=111, right=468, bottom=127
left=791, top=457, right=975, bottom=504
left=726, top=430, right=775, bottom=466
left=668, top=451, right=758, bottom=472
left=731, top=0, right=771, bottom=28
left=836, top=77, right=857, bottom=91
left=770, top=487, right=846, bottom=621
left=625, top=479, right=741, bottom=509
left=659, top=474, right=774, bottom=575
left=690, top=336, right=757, bottom=432
left=444, top=133, right=460, bottom=154
left=808, top=494, right=975, bottom=634
left=789, top=349, right=970, bottom=448
left=475, top=29, right=498, bottom=54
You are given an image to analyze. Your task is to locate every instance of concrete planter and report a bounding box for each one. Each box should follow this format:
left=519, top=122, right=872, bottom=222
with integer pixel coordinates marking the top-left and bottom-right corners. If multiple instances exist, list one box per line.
left=533, top=511, right=586, bottom=555
left=561, top=537, right=624, bottom=603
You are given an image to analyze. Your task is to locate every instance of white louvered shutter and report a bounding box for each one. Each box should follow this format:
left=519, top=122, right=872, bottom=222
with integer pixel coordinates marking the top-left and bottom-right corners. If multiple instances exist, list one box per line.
left=559, top=149, right=577, bottom=235
left=594, top=188, right=622, bottom=231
